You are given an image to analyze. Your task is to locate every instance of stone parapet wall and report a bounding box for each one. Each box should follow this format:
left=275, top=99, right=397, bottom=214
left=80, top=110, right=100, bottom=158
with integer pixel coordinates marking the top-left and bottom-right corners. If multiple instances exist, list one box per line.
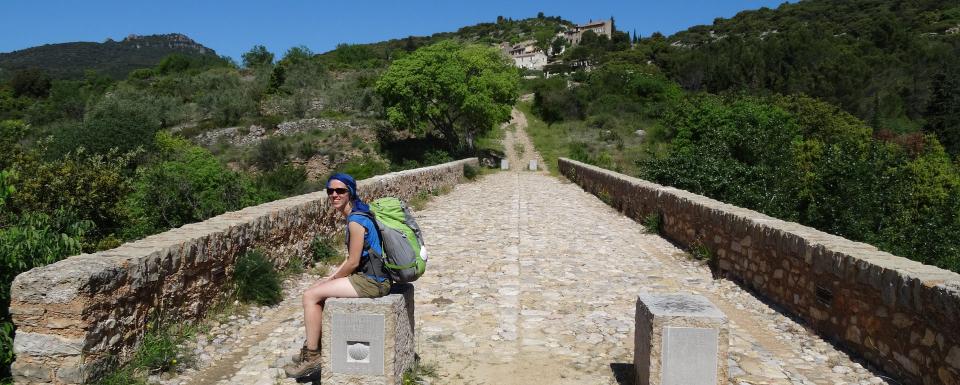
left=559, top=158, right=960, bottom=385
left=9, top=158, right=477, bottom=384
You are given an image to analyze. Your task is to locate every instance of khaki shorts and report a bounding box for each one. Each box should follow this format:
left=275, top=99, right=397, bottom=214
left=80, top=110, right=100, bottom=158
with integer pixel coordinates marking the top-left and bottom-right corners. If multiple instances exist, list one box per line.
left=347, top=272, right=391, bottom=298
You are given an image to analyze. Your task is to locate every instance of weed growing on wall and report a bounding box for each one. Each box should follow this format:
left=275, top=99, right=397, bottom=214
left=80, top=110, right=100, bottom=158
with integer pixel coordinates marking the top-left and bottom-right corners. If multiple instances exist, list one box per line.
left=233, top=249, right=283, bottom=306
left=596, top=190, right=613, bottom=206
left=689, top=241, right=714, bottom=263
left=642, top=212, right=661, bottom=234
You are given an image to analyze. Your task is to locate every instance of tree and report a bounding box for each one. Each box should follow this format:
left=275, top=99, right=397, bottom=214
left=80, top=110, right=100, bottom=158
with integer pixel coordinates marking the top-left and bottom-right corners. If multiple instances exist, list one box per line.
left=376, top=41, right=519, bottom=153
left=278, top=45, right=314, bottom=68
left=242, top=45, right=274, bottom=69
left=9, top=69, right=51, bottom=98
left=533, top=27, right=556, bottom=53
left=550, top=37, right=567, bottom=57
left=926, top=68, right=960, bottom=157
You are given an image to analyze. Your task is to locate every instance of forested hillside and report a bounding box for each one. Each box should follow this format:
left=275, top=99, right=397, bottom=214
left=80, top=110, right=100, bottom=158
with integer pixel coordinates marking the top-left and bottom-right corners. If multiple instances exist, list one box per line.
left=0, top=34, right=221, bottom=80
left=526, top=0, right=960, bottom=276
left=646, top=0, right=960, bottom=153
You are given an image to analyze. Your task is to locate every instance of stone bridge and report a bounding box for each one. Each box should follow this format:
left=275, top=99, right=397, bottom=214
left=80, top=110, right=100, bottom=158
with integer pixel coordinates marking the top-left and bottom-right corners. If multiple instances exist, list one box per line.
left=9, top=113, right=960, bottom=385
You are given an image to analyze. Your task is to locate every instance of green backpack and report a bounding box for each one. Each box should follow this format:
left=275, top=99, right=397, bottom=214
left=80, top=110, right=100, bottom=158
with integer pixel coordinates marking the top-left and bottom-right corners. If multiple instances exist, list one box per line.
left=362, top=197, right=426, bottom=283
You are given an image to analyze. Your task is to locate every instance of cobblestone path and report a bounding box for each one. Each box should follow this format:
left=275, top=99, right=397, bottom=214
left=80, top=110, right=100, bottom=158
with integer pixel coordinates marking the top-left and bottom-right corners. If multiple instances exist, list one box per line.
left=162, top=113, right=896, bottom=385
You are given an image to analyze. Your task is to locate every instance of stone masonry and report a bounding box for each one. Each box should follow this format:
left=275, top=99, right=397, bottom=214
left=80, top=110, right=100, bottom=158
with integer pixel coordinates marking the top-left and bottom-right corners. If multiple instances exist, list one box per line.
left=321, top=284, right=415, bottom=385
left=559, top=157, right=960, bottom=385
left=8, top=159, right=477, bottom=385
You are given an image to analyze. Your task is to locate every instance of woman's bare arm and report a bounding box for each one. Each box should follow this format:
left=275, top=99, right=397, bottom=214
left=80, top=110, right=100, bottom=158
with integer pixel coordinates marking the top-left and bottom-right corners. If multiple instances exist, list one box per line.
left=328, top=221, right=365, bottom=279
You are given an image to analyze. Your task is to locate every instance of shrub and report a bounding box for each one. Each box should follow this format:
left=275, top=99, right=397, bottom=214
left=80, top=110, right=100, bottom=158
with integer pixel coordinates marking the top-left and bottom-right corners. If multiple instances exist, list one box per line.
left=463, top=164, right=479, bottom=180
left=252, top=137, right=288, bottom=171
left=50, top=88, right=165, bottom=156
left=338, top=158, right=389, bottom=180
left=257, top=164, right=308, bottom=197
left=122, top=133, right=265, bottom=239
left=310, top=237, right=341, bottom=264
left=233, top=249, right=282, bottom=306
left=1, top=321, right=12, bottom=382
left=9, top=147, right=134, bottom=239
left=419, top=149, right=452, bottom=166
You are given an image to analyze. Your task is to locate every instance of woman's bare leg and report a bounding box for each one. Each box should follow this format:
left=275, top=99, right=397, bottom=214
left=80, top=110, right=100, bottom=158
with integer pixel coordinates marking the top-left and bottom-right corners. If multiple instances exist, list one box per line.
left=302, top=277, right=359, bottom=350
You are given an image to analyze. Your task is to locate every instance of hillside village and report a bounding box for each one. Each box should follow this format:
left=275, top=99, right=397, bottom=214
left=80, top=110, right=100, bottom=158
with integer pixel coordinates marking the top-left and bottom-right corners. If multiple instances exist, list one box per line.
left=500, top=18, right=613, bottom=70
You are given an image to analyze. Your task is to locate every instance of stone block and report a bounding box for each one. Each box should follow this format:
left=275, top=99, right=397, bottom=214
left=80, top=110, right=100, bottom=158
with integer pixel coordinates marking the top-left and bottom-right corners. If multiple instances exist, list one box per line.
left=635, top=293, right=728, bottom=385
left=322, top=284, right=415, bottom=385
left=529, top=160, right=537, bottom=171
left=501, top=159, right=509, bottom=170
left=14, top=332, right=84, bottom=357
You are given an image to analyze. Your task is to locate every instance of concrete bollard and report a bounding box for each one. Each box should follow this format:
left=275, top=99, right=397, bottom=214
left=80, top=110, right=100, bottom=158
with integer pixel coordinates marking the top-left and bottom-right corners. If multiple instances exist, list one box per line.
left=501, top=159, right=509, bottom=170
left=322, top=284, right=415, bottom=385
left=635, top=293, right=729, bottom=385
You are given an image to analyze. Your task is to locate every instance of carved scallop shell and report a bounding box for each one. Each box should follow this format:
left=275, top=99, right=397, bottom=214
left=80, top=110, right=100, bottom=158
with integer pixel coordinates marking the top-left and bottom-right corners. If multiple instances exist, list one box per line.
left=347, top=342, right=369, bottom=361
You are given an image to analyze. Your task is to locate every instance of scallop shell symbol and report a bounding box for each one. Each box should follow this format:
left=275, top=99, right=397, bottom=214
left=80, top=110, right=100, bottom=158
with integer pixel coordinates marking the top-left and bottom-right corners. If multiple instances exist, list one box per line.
left=348, top=342, right=370, bottom=361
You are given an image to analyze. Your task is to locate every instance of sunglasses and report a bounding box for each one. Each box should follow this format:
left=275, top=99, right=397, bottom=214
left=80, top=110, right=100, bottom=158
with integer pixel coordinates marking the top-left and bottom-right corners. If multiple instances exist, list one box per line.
left=326, top=187, right=349, bottom=196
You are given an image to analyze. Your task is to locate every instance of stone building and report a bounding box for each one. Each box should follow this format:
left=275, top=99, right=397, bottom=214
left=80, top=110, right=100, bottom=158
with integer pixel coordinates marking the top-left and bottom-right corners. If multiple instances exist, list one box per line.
left=563, top=19, right=613, bottom=46
left=501, top=40, right=548, bottom=70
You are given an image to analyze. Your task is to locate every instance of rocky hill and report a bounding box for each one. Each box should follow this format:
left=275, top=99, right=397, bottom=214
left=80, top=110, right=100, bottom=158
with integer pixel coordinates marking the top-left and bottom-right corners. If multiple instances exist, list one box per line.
left=0, top=33, right=219, bottom=79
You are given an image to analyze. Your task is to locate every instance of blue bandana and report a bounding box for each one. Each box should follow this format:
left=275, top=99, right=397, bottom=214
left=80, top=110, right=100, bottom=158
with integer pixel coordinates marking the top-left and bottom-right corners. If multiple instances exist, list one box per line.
left=327, top=173, right=370, bottom=213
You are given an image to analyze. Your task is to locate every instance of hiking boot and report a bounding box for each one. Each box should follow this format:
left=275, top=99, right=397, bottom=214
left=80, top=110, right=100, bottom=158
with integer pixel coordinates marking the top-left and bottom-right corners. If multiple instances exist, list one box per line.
left=291, top=345, right=308, bottom=364
left=284, top=347, right=321, bottom=378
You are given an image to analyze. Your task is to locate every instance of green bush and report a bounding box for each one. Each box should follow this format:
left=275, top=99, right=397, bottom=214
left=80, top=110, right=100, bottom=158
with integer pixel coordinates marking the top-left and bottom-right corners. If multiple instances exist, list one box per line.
left=122, top=133, right=265, bottom=239
left=252, top=137, right=288, bottom=172
left=339, top=158, right=390, bottom=180
left=50, top=87, right=166, bottom=157
left=1, top=321, right=12, bottom=382
left=642, top=93, right=960, bottom=272
left=257, top=164, right=309, bottom=197
left=8, top=148, right=134, bottom=240
left=463, top=164, right=479, bottom=180
left=310, top=236, right=341, bottom=264
left=233, top=249, right=283, bottom=306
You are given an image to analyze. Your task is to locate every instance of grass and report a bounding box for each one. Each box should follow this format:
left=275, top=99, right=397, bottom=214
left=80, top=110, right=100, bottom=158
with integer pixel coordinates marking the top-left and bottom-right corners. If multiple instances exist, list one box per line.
left=93, top=320, right=197, bottom=385
left=642, top=212, right=662, bottom=234
left=402, top=360, right=439, bottom=385
left=517, top=102, right=566, bottom=176
left=518, top=101, right=659, bottom=177
left=476, top=123, right=506, bottom=154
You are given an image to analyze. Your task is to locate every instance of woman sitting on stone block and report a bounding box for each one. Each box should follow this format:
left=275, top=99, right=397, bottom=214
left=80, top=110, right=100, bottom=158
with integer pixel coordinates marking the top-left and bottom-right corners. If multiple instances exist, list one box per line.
left=284, top=173, right=392, bottom=378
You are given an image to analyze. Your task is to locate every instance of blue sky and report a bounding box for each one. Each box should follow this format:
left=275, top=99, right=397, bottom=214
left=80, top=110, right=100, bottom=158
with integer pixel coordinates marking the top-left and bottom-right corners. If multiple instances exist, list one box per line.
left=2, top=1, right=790, bottom=61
